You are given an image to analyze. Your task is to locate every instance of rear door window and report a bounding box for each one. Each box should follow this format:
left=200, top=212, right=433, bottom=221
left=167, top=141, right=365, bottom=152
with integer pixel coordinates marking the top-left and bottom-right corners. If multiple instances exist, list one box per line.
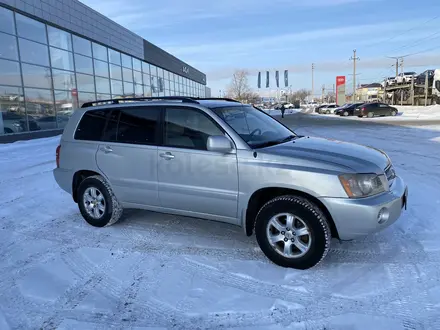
left=117, top=108, right=160, bottom=145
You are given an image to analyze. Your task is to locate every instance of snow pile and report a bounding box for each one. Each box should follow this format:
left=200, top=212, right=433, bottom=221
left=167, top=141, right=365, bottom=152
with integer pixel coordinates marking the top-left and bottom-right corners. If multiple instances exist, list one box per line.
left=263, top=109, right=302, bottom=116
left=394, top=105, right=440, bottom=119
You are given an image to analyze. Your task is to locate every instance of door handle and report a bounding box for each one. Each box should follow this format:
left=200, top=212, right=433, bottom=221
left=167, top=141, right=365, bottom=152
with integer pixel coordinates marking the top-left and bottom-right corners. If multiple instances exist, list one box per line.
left=100, top=146, right=113, bottom=154
left=159, top=152, right=175, bottom=160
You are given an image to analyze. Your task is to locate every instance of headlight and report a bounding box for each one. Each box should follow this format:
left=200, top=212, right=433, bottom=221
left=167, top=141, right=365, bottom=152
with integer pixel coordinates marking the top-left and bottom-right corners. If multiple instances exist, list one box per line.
left=339, top=173, right=388, bottom=198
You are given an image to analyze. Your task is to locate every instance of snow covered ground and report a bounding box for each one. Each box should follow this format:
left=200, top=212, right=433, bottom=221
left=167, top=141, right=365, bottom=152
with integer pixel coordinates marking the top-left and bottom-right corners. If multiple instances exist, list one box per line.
left=1, top=120, right=440, bottom=329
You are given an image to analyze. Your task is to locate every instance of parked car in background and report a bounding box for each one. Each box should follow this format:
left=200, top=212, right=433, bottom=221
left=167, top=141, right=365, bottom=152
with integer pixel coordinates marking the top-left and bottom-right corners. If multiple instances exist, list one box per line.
left=396, top=72, right=417, bottom=84
left=53, top=96, right=407, bottom=270
left=314, top=104, right=328, bottom=113
left=354, top=102, right=398, bottom=118
left=0, top=111, right=40, bottom=134
left=335, top=103, right=365, bottom=116
left=319, top=104, right=339, bottom=114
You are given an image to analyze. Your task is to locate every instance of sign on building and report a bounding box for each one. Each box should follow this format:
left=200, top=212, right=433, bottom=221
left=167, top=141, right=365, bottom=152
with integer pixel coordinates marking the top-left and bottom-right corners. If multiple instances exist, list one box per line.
left=336, top=76, right=346, bottom=105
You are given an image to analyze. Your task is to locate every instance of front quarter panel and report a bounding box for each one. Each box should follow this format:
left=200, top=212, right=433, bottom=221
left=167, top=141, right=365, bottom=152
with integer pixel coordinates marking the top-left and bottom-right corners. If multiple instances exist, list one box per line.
left=237, top=150, right=348, bottom=211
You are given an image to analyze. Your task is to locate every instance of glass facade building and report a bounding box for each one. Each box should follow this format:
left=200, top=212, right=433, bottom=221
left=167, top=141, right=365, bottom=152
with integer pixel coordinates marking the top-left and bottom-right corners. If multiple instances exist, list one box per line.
left=0, top=2, right=207, bottom=139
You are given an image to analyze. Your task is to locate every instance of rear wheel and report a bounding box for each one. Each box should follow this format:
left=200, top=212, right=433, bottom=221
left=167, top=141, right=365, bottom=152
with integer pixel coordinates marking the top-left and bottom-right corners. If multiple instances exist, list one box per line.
left=367, top=112, right=374, bottom=118
left=255, top=195, right=331, bottom=269
left=326, top=110, right=331, bottom=114
left=357, top=115, right=363, bottom=118
left=77, top=175, right=123, bottom=227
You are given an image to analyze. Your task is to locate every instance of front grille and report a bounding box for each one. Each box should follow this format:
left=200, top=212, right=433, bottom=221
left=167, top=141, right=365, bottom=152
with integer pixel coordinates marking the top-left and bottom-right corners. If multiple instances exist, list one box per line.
left=385, top=164, right=396, bottom=186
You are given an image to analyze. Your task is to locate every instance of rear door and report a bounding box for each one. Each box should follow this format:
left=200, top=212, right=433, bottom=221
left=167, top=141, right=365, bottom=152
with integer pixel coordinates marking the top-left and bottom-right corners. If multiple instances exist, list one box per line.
left=95, top=106, right=161, bottom=206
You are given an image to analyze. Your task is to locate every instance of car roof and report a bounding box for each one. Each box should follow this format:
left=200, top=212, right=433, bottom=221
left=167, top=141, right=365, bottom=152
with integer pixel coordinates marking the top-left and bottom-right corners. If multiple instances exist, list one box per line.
left=79, top=97, right=244, bottom=112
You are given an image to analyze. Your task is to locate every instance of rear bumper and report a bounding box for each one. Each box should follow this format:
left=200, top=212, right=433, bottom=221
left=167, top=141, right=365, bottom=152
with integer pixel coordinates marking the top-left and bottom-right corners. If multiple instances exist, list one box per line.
left=53, top=168, right=73, bottom=195
left=321, top=176, right=407, bottom=240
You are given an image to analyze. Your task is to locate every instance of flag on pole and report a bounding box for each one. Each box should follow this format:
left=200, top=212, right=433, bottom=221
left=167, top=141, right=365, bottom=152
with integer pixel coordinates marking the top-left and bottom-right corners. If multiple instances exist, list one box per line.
left=266, top=71, right=269, bottom=88
left=275, top=71, right=279, bottom=88
left=257, top=72, right=261, bottom=88
left=284, top=70, right=288, bottom=87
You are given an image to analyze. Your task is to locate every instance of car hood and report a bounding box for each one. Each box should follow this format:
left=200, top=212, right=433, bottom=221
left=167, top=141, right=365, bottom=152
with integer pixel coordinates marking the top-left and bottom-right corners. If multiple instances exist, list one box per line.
left=261, top=136, right=389, bottom=173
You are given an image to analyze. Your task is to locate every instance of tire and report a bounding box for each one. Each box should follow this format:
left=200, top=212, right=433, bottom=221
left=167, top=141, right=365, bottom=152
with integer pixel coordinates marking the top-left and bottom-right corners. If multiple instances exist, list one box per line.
left=391, top=110, right=397, bottom=116
left=367, top=112, right=374, bottom=118
left=326, top=110, right=330, bottom=114
left=357, top=115, right=363, bottom=118
left=254, top=195, right=331, bottom=270
left=77, top=175, right=123, bottom=227
left=343, top=111, right=349, bottom=117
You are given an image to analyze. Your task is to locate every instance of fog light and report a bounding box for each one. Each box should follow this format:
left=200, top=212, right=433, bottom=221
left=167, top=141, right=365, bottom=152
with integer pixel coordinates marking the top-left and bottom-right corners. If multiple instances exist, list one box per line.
left=377, top=207, right=390, bottom=224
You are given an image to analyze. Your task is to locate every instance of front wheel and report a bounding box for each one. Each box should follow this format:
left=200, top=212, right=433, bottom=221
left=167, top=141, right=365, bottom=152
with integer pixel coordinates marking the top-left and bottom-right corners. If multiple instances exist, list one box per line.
left=255, top=196, right=331, bottom=269
left=343, top=111, right=349, bottom=116
left=367, top=112, right=374, bottom=118
left=391, top=110, right=397, bottom=116
left=77, top=175, right=123, bottom=227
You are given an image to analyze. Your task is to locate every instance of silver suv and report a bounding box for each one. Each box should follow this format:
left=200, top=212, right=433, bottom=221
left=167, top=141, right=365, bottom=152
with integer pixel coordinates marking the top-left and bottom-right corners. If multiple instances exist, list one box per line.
left=53, top=97, right=408, bottom=269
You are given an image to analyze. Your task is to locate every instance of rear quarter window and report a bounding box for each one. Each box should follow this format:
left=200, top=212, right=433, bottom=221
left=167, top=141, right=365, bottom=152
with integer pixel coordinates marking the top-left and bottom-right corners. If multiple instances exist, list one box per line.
left=74, top=110, right=108, bottom=141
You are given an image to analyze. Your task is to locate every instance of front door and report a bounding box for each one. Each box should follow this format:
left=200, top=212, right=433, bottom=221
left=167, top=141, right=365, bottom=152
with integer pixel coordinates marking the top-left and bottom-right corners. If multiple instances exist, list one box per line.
left=158, top=107, right=239, bottom=220
left=96, top=107, right=161, bottom=206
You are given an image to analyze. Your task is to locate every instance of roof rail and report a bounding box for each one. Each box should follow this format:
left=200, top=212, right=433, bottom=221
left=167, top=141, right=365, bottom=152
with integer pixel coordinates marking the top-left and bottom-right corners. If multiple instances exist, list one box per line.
left=81, top=96, right=199, bottom=108
left=193, top=97, right=241, bottom=103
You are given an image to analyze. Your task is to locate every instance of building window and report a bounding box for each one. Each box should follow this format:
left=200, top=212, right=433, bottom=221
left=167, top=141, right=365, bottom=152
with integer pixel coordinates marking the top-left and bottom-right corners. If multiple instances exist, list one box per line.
left=133, top=70, right=142, bottom=85
left=21, top=63, right=52, bottom=89
left=121, top=54, right=132, bottom=69
left=96, top=93, right=111, bottom=100
left=135, top=83, right=143, bottom=96
left=92, top=43, right=107, bottom=62
left=142, top=62, right=150, bottom=74
left=78, top=91, right=96, bottom=108
left=110, top=80, right=123, bottom=97
left=0, top=7, right=15, bottom=35
left=19, top=38, right=49, bottom=66
left=122, top=67, right=133, bottom=83
left=95, top=77, right=110, bottom=94
left=74, top=53, right=93, bottom=75
left=0, top=32, right=18, bottom=61
left=110, top=64, right=122, bottom=80
left=52, top=69, right=76, bottom=90
left=47, top=26, right=72, bottom=51
left=133, top=58, right=142, bottom=72
left=50, top=47, right=74, bottom=71
left=0, top=85, right=25, bottom=135
left=76, top=73, right=95, bottom=93
left=123, top=81, right=134, bottom=96
left=72, top=35, right=92, bottom=57
left=94, top=59, right=109, bottom=78
left=24, top=88, right=55, bottom=130
left=108, top=49, right=121, bottom=66
left=16, top=14, right=47, bottom=44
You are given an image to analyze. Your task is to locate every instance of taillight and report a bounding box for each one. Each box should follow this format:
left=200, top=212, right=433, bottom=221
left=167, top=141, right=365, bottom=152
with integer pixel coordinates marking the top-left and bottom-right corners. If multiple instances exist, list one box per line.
left=56, top=145, right=61, bottom=168
left=361, top=107, right=366, bottom=112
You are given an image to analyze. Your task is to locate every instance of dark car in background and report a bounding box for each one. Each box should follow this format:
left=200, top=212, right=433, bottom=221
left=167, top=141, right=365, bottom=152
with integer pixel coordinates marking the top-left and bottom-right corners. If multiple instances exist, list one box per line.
left=415, top=70, right=435, bottom=85
left=335, top=103, right=365, bottom=116
left=354, top=102, right=398, bottom=118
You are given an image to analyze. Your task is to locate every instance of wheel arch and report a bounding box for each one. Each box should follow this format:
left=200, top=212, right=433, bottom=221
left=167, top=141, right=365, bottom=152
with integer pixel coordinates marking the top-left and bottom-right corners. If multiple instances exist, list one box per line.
left=72, top=170, right=103, bottom=203
left=244, top=187, right=339, bottom=239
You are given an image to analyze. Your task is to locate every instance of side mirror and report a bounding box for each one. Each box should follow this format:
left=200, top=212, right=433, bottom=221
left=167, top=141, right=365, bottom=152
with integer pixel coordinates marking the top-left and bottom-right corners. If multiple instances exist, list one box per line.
left=207, top=135, right=233, bottom=153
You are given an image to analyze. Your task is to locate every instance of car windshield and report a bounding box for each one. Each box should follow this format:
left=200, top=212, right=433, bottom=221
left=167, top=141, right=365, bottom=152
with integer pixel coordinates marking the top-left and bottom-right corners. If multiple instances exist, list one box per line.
left=212, top=105, right=297, bottom=148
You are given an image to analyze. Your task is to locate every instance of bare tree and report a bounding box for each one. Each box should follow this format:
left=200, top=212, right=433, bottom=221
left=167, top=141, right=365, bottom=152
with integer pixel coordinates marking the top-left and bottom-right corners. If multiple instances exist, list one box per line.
left=287, top=89, right=311, bottom=103
left=226, top=70, right=251, bottom=101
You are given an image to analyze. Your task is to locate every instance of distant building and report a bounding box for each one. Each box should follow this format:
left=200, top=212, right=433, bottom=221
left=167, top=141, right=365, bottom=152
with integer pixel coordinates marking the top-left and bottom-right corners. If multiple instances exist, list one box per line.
left=355, top=83, right=383, bottom=102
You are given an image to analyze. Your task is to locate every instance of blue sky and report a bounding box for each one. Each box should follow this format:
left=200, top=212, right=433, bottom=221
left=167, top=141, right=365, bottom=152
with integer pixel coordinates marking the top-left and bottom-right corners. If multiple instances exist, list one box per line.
left=81, top=0, right=440, bottom=97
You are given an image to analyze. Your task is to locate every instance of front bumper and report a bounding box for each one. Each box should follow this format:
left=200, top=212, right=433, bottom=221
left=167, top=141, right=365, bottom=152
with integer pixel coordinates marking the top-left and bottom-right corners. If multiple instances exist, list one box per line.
left=320, top=176, right=408, bottom=240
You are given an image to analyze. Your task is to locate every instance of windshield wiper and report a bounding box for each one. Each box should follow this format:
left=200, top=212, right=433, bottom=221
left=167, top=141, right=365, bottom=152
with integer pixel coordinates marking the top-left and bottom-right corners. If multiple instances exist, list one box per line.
left=253, top=135, right=298, bottom=149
